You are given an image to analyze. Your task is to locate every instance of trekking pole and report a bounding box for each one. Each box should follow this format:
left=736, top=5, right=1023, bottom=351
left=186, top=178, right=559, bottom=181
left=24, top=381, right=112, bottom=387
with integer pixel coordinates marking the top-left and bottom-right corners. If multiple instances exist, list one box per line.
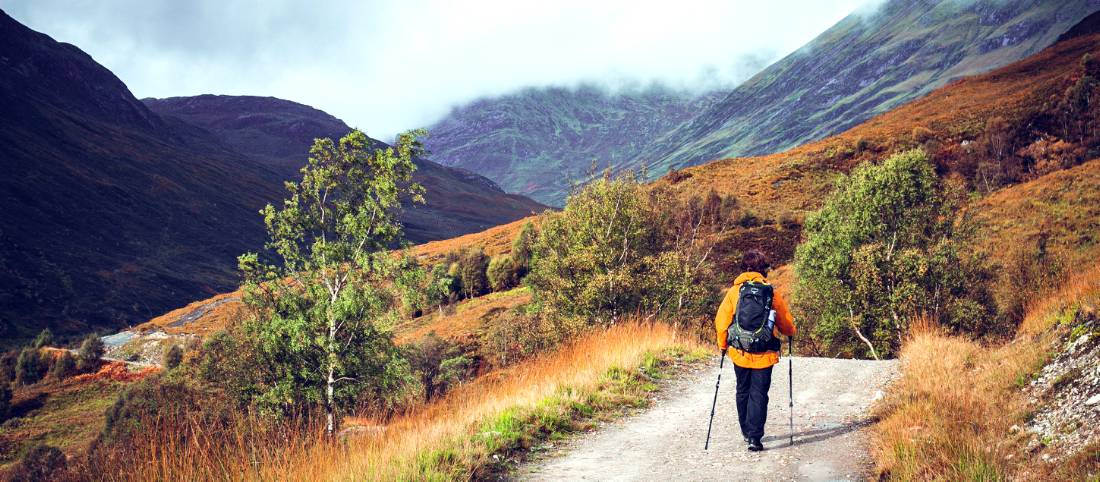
left=704, top=348, right=727, bottom=450
left=788, top=336, right=794, bottom=447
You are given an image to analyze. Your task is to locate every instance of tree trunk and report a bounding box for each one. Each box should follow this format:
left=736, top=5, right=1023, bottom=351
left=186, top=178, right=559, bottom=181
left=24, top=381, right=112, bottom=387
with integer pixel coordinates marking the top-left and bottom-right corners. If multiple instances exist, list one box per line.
left=326, top=300, right=337, bottom=438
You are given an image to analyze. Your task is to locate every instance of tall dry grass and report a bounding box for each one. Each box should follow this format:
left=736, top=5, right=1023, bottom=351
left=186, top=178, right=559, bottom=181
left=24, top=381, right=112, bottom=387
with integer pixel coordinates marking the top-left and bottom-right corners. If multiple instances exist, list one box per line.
left=872, top=265, right=1100, bottom=480
left=78, top=321, right=700, bottom=481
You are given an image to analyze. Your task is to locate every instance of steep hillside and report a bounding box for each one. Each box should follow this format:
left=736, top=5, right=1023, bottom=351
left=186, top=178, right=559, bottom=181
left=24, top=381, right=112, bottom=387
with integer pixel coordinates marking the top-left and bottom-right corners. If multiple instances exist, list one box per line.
left=635, top=0, right=1099, bottom=173
left=0, top=9, right=285, bottom=343
left=424, top=1, right=1097, bottom=202
left=0, top=11, right=543, bottom=346
left=654, top=24, right=1100, bottom=220
left=141, top=23, right=1100, bottom=341
left=424, top=85, right=723, bottom=205
left=143, top=95, right=351, bottom=171
left=145, top=95, right=545, bottom=243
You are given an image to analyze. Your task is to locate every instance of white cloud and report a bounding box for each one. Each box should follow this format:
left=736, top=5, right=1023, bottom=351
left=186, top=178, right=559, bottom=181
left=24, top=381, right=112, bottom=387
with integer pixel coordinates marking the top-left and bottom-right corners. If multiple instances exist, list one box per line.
left=4, top=0, right=876, bottom=139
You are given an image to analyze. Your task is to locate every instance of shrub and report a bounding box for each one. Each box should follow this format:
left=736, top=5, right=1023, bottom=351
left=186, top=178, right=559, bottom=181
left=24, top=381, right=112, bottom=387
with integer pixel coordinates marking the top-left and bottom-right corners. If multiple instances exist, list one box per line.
left=77, top=334, right=105, bottom=372
left=9, top=444, right=66, bottom=481
left=163, top=345, right=184, bottom=370
left=737, top=209, right=762, bottom=228
left=407, top=332, right=472, bottom=401
left=458, top=248, right=490, bottom=298
left=487, top=255, right=519, bottom=292
left=103, top=377, right=222, bottom=445
left=479, top=310, right=569, bottom=367
left=511, top=221, right=536, bottom=279
left=0, top=383, right=10, bottom=422
left=911, top=126, right=934, bottom=144
left=15, top=347, right=44, bottom=385
left=49, top=351, right=77, bottom=381
left=527, top=173, right=715, bottom=323
left=993, top=231, right=1065, bottom=326
left=32, top=328, right=54, bottom=349
left=664, top=169, right=691, bottom=184
left=0, top=350, right=17, bottom=383
left=794, top=149, right=994, bottom=359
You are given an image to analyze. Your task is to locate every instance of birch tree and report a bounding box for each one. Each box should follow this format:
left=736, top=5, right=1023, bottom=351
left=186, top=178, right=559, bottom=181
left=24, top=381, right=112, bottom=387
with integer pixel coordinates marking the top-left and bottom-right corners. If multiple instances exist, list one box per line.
left=238, top=129, right=423, bottom=435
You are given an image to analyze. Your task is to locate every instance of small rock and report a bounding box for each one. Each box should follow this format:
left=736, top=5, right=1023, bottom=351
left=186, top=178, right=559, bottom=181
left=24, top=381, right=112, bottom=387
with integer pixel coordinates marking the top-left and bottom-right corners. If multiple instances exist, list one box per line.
left=1086, top=394, right=1100, bottom=406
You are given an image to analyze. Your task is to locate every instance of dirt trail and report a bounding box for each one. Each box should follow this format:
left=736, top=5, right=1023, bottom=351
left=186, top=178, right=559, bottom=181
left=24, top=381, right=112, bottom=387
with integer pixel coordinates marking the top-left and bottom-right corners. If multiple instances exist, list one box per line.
left=517, top=356, right=898, bottom=481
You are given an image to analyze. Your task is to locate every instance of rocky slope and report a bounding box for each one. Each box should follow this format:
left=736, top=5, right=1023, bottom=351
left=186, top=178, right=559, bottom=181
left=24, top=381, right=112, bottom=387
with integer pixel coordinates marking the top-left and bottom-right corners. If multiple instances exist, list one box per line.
left=424, top=85, right=724, bottom=205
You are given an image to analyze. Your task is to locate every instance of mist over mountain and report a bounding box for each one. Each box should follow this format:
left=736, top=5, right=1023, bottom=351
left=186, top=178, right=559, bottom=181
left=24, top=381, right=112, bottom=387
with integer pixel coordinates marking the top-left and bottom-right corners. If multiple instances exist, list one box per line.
left=424, top=84, right=726, bottom=205
left=427, top=0, right=1100, bottom=205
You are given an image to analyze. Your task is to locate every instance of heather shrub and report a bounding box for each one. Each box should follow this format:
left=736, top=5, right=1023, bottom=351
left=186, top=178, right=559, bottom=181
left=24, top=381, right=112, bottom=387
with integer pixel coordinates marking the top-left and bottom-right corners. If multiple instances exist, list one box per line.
left=32, top=328, right=53, bottom=349
left=406, top=332, right=472, bottom=401
left=163, top=344, right=184, bottom=370
left=9, top=444, right=66, bottom=481
left=14, top=348, right=44, bottom=385
left=49, top=351, right=77, bottom=381
left=77, top=334, right=105, bottom=373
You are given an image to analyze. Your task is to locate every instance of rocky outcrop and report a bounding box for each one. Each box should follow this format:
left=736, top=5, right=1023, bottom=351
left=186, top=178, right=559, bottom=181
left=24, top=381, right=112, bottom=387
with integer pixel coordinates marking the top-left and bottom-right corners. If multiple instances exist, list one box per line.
left=1025, top=305, right=1100, bottom=461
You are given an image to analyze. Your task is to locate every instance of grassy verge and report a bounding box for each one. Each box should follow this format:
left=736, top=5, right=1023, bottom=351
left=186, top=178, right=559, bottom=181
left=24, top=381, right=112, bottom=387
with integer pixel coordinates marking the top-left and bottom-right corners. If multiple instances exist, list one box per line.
left=0, top=379, right=124, bottom=468
left=88, top=321, right=706, bottom=481
left=872, top=267, right=1100, bottom=480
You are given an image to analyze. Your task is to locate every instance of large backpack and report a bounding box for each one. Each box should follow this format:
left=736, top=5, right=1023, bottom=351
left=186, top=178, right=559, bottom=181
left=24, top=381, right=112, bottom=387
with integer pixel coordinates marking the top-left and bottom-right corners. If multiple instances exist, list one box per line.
left=728, top=281, right=777, bottom=353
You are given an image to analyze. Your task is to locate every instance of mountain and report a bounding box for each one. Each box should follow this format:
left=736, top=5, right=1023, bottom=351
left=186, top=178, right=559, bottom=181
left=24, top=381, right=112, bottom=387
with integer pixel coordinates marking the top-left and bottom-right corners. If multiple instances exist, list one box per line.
left=144, top=95, right=545, bottom=243
left=429, top=0, right=1099, bottom=204
left=0, top=11, right=541, bottom=345
left=423, top=85, right=724, bottom=205
left=134, top=17, right=1100, bottom=347
left=0, top=9, right=285, bottom=343
left=635, top=0, right=1100, bottom=172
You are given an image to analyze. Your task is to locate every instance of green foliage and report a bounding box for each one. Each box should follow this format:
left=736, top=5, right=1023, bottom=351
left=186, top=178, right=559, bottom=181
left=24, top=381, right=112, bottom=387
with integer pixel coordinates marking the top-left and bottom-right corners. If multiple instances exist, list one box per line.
left=0, top=383, right=10, bottom=422
left=458, top=249, right=490, bottom=299
left=77, top=334, right=105, bottom=372
left=526, top=173, right=716, bottom=323
left=9, top=444, right=66, bottom=481
left=428, top=262, right=460, bottom=310
left=163, top=344, right=184, bottom=370
left=407, top=332, right=472, bottom=401
left=794, top=149, right=994, bottom=358
left=0, top=350, right=17, bottom=384
left=49, top=350, right=77, bottom=380
left=237, top=130, right=423, bottom=432
left=511, top=221, right=537, bottom=277
left=15, top=347, right=44, bottom=385
left=32, top=328, right=54, bottom=349
left=479, top=310, right=569, bottom=367
left=487, top=255, right=520, bottom=292
left=102, top=376, right=224, bottom=446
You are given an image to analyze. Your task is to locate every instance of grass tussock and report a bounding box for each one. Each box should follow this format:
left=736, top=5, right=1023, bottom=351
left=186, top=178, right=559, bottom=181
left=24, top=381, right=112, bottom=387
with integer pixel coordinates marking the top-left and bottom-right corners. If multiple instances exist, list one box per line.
left=74, top=321, right=703, bottom=481
left=873, top=266, right=1100, bottom=481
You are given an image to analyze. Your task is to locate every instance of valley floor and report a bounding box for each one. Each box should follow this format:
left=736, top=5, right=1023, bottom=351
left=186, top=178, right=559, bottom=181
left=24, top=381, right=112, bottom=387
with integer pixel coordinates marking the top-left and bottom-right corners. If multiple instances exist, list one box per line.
left=517, top=356, right=898, bottom=481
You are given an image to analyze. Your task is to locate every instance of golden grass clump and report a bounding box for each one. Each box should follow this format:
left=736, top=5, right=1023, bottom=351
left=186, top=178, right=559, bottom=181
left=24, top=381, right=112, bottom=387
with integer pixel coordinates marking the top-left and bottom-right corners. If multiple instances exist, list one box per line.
left=873, top=266, right=1100, bottom=480
left=76, top=321, right=700, bottom=481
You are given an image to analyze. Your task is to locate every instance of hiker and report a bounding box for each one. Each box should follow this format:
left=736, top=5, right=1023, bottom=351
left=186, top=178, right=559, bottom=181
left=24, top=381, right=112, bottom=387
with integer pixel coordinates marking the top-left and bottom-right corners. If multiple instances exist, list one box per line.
left=714, top=249, right=796, bottom=451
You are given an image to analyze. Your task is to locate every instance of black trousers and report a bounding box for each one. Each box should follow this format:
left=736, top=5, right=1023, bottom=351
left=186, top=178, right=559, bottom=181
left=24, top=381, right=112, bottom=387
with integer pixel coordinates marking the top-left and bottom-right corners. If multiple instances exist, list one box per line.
left=733, top=364, right=773, bottom=440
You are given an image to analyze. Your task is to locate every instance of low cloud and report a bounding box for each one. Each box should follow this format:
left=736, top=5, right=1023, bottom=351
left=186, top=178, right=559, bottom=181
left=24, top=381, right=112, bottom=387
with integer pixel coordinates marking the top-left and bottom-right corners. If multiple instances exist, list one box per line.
left=6, top=0, right=876, bottom=139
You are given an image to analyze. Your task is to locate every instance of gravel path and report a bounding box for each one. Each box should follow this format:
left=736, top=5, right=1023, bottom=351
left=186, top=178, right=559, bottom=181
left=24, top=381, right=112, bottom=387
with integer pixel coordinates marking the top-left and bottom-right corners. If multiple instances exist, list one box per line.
left=517, top=356, right=898, bottom=481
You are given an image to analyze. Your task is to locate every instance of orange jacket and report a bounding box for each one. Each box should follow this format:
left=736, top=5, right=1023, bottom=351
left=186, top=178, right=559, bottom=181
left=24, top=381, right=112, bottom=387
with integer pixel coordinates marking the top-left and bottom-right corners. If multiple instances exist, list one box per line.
left=714, top=272, right=797, bottom=369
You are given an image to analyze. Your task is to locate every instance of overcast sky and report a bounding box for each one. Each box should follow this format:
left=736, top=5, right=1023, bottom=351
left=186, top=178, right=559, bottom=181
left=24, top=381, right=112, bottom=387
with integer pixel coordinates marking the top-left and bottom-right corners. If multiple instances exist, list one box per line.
left=5, top=0, right=878, bottom=139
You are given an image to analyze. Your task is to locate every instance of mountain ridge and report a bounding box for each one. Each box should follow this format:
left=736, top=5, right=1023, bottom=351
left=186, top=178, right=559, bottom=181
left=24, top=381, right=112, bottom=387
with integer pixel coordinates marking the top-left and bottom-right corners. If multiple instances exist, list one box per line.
left=0, top=10, right=542, bottom=345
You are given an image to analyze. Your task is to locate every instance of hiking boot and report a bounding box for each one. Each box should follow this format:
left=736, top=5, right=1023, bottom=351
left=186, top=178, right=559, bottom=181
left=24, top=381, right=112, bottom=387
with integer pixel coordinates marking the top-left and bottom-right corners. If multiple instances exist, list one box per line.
left=748, top=438, right=764, bottom=451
